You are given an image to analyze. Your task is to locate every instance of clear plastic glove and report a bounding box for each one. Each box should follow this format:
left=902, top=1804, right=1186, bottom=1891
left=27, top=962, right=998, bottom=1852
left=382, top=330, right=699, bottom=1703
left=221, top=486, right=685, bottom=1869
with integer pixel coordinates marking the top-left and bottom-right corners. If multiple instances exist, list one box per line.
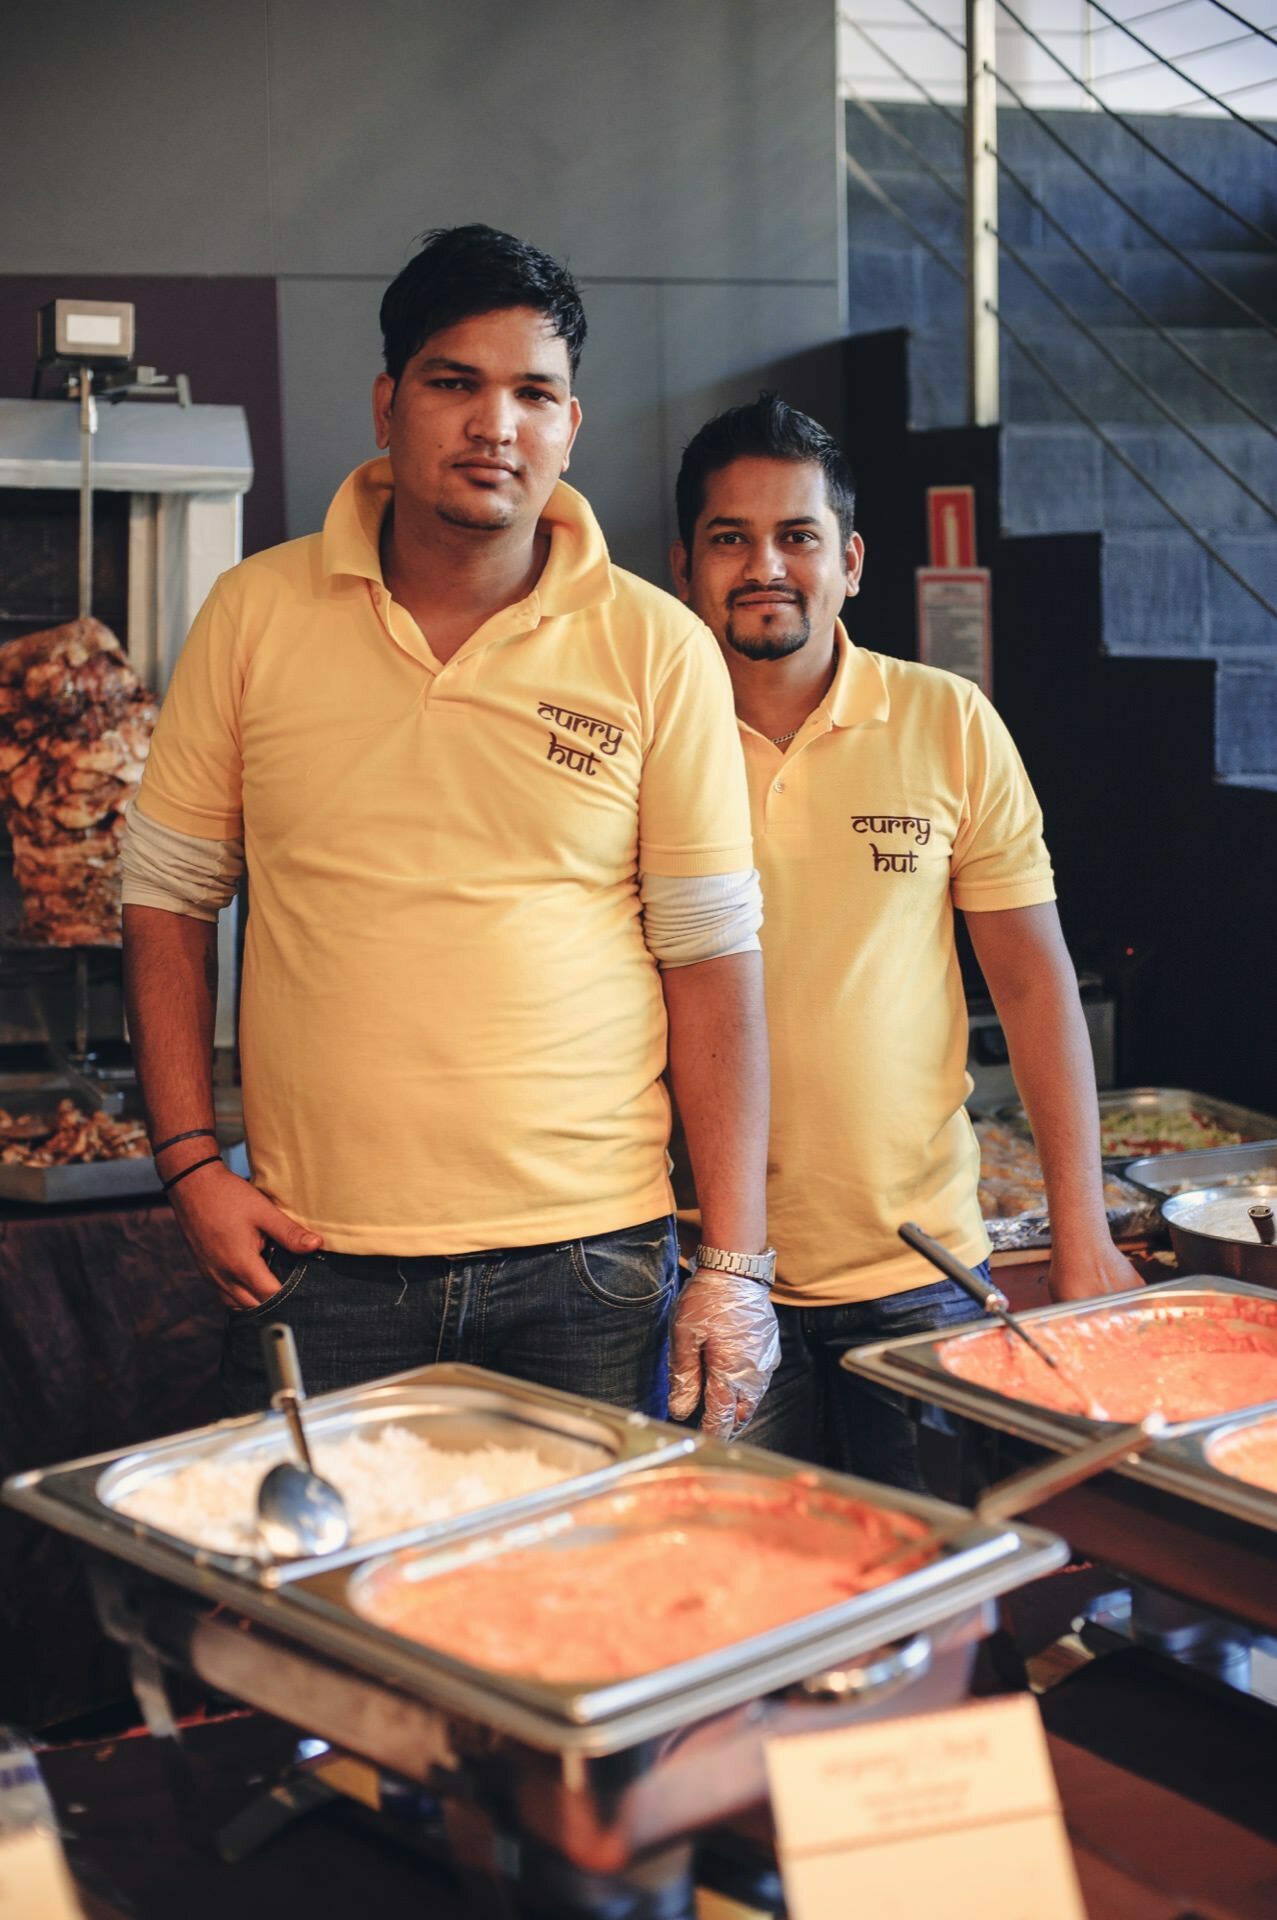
left=668, top=1271, right=782, bottom=1439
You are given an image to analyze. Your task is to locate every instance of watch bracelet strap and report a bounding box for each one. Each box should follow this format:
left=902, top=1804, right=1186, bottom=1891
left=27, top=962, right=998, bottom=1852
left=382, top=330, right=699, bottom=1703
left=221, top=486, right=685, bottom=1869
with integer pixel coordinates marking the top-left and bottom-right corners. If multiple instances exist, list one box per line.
left=693, top=1243, right=776, bottom=1286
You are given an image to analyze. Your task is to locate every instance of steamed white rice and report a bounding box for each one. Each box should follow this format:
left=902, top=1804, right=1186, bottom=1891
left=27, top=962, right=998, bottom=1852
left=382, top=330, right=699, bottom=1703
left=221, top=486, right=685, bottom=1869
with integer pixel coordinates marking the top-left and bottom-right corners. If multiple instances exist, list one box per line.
left=112, top=1424, right=568, bottom=1556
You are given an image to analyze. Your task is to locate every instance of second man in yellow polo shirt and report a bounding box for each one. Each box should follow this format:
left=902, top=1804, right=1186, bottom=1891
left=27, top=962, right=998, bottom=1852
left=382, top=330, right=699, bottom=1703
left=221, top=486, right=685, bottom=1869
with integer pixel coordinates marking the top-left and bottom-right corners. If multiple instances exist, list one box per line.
left=671, top=393, right=1140, bottom=1486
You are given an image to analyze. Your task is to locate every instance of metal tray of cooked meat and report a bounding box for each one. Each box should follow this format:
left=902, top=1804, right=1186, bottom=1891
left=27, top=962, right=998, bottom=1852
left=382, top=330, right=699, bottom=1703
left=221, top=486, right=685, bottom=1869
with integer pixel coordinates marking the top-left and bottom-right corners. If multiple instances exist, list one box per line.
left=0, top=1079, right=247, bottom=1203
left=995, top=1089, right=1277, bottom=1166
left=1122, top=1140, right=1277, bottom=1201
left=188, top=1451, right=1066, bottom=1753
left=841, top=1275, right=1277, bottom=1449
left=2, top=1364, right=696, bottom=1589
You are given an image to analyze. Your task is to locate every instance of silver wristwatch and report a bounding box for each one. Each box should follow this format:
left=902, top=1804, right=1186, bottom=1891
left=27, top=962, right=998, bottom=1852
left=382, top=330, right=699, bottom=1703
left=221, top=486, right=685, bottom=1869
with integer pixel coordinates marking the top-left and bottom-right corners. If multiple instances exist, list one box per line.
left=693, top=1243, right=777, bottom=1287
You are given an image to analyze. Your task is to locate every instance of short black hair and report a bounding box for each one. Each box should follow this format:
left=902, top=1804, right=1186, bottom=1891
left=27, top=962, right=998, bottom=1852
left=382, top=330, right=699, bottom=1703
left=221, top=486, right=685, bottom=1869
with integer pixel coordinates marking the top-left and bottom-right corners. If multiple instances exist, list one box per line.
left=379, top=224, right=587, bottom=386
left=675, top=392, right=856, bottom=553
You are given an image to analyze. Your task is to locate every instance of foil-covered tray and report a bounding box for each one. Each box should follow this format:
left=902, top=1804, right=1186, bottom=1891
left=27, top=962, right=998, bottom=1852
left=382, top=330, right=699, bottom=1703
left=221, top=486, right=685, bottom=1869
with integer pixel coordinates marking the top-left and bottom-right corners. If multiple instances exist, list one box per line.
left=995, top=1089, right=1277, bottom=1166
left=2, top=1364, right=695, bottom=1588
left=975, top=1116, right=1160, bottom=1251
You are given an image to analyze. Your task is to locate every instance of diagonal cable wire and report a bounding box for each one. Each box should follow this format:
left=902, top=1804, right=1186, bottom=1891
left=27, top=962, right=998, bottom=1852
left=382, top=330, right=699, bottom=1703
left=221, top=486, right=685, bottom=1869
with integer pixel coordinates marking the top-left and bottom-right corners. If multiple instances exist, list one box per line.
left=990, top=55, right=1277, bottom=337
left=1093, top=25, right=1277, bottom=86
left=844, top=67, right=1277, bottom=432
left=990, top=141, right=1277, bottom=435
left=847, top=89, right=1276, bottom=460
left=849, top=94, right=1276, bottom=470
left=842, top=156, right=1277, bottom=626
left=994, top=319, right=1277, bottom=623
left=1206, top=0, right=1277, bottom=52
left=1085, top=0, right=1277, bottom=143
left=880, top=0, right=1277, bottom=248
left=988, top=226, right=1277, bottom=521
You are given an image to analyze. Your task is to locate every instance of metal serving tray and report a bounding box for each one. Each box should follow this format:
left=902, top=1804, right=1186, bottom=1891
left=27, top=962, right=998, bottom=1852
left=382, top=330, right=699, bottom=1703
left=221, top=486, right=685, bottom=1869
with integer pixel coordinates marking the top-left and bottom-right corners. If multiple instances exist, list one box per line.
left=842, top=1275, right=1277, bottom=1449
left=0, top=1080, right=248, bottom=1203
left=3, top=1364, right=695, bottom=1589
left=842, top=1277, right=1277, bottom=1634
left=1122, top=1140, right=1277, bottom=1201
left=214, top=1449, right=1067, bottom=1754
left=995, top=1088, right=1277, bottom=1165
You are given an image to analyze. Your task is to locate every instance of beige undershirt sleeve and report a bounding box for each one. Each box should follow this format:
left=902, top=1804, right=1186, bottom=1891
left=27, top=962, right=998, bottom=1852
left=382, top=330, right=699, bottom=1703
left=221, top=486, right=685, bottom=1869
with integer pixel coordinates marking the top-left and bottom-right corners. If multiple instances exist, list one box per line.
left=120, top=804, right=244, bottom=922
left=639, top=868, right=763, bottom=969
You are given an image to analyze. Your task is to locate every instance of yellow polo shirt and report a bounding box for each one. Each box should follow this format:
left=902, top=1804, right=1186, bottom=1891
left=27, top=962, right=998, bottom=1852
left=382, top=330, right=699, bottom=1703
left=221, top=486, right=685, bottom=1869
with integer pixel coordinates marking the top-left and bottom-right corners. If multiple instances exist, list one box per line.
left=745, top=627, right=1055, bottom=1306
left=137, top=459, right=753, bottom=1252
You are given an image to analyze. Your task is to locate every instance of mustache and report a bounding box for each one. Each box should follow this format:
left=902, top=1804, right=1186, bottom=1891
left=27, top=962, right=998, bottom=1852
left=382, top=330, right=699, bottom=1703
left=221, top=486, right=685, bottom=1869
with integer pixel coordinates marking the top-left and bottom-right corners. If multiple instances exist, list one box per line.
left=727, top=586, right=805, bottom=609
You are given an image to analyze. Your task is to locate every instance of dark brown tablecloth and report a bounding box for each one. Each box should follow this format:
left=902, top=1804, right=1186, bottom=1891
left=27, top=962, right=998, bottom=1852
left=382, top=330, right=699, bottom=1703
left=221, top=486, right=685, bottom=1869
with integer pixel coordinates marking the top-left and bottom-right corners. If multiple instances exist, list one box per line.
left=0, top=1198, right=220, bottom=1729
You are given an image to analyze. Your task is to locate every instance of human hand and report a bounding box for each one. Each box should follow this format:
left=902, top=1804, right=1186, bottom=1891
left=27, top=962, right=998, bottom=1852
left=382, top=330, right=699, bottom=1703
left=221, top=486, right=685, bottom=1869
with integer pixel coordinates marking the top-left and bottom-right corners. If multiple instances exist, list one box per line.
left=167, top=1161, right=323, bottom=1311
left=1047, top=1241, right=1144, bottom=1304
left=668, top=1271, right=781, bottom=1438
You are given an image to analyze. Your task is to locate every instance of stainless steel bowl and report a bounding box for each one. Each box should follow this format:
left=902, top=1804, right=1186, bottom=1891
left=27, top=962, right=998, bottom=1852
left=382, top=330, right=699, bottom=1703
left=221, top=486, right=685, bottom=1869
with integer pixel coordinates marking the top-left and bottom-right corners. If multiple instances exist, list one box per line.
left=1163, top=1183, right=1277, bottom=1288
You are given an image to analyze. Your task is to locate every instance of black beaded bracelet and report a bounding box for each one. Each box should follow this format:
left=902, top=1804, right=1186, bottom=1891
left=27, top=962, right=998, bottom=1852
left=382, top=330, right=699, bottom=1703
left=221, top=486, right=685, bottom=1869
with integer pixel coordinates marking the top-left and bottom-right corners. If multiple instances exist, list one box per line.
left=161, top=1153, right=222, bottom=1194
left=152, top=1127, right=218, bottom=1158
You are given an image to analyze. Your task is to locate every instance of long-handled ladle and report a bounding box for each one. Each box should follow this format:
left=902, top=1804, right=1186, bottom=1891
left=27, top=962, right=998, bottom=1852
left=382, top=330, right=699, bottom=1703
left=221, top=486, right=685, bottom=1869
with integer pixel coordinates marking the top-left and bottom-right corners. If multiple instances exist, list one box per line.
left=898, top=1220, right=1111, bottom=1421
left=255, top=1323, right=350, bottom=1560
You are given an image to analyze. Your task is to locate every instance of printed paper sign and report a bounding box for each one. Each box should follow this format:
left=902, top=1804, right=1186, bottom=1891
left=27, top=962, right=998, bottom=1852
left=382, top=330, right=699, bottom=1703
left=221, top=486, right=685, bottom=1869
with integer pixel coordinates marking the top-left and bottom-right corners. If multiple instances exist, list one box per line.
left=916, top=567, right=993, bottom=695
left=766, top=1693, right=1088, bottom=1920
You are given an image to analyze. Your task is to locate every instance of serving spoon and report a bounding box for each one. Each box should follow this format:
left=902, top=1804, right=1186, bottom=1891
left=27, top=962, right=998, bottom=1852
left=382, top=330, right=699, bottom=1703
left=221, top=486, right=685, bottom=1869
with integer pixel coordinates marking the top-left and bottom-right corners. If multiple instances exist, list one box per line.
left=255, top=1323, right=350, bottom=1560
left=898, top=1220, right=1111, bottom=1421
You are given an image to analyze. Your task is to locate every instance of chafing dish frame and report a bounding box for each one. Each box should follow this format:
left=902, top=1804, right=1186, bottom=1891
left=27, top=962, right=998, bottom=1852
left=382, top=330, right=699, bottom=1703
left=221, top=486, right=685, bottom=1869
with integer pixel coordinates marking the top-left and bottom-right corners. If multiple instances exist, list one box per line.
left=843, top=1275, right=1277, bottom=1633
left=3, top=1362, right=698, bottom=1589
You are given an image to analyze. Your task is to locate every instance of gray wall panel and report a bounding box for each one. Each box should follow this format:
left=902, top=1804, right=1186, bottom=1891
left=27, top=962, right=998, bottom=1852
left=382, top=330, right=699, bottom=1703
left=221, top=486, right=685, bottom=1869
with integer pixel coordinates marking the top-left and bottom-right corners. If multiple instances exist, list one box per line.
left=2, top=0, right=274, bottom=274
left=278, top=278, right=384, bottom=540
left=6, top=1, right=841, bottom=586
left=267, top=0, right=835, bottom=283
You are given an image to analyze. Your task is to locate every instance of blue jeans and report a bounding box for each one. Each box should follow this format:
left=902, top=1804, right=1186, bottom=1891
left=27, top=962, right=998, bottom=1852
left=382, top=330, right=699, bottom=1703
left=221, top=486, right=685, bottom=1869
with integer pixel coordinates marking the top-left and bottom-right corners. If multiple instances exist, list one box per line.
left=743, top=1273, right=989, bottom=1493
left=218, top=1216, right=678, bottom=1419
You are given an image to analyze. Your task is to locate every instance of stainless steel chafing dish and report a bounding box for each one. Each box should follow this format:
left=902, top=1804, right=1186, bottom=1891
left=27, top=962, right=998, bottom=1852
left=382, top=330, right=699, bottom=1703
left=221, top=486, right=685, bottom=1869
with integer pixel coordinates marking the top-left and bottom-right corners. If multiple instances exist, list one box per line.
left=843, top=1276, right=1277, bottom=1634
left=4, top=1363, right=697, bottom=1587
left=4, top=1370, right=1066, bottom=1880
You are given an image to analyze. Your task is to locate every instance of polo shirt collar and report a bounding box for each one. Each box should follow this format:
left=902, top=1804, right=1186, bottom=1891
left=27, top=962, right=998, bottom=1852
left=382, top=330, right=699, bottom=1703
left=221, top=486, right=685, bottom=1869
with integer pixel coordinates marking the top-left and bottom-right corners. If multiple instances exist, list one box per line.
left=825, top=621, right=891, bottom=729
left=320, top=460, right=616, bottom=616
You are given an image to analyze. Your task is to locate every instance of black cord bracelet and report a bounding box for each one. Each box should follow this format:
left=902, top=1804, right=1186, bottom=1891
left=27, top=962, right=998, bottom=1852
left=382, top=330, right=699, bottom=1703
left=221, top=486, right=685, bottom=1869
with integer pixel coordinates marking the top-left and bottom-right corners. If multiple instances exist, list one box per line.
left=152, top=1127, right=218, bottom=1158
left=161, top=1153, right=223, bottom=1194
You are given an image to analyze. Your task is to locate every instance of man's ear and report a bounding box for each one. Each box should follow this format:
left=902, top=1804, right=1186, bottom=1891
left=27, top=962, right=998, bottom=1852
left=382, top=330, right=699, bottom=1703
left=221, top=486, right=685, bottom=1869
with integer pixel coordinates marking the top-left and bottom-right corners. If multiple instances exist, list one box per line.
left=372, top=371, right=395, bottom=450
left=670, top=540, right=692, bottom=603
left=845, top=532, right=866, bottom=598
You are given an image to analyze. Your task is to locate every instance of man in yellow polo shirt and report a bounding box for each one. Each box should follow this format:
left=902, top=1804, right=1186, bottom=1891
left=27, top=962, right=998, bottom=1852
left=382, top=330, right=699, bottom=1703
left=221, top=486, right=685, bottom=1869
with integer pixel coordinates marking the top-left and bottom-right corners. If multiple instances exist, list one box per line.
left=671, top=393, right=1139, bottom=1485
left=120, top=227, right=779, bottom=1437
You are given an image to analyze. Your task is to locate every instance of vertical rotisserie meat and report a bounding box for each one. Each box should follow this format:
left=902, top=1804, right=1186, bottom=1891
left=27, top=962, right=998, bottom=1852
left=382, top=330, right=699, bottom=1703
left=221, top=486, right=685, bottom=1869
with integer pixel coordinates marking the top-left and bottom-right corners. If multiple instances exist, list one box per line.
left=0, top=618, right=158, bottom=945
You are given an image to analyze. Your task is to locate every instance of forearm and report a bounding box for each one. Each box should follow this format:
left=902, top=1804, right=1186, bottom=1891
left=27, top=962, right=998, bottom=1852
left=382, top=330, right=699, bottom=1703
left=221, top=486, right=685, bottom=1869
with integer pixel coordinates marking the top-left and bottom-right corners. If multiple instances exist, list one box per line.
left=122, top=903, right=219, bottom=1152
left=662, top=950, right=769, bottom=1251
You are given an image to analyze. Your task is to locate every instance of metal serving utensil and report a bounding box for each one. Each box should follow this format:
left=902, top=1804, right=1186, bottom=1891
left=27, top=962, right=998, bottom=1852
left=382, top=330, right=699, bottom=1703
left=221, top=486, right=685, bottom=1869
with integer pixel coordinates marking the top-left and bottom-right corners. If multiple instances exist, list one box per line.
left=255, top=1323, right=350, bottom=1560
left=864, top=1413, right=1168, bottom=1582
left=898, top=1221, right=1111, bottom=1420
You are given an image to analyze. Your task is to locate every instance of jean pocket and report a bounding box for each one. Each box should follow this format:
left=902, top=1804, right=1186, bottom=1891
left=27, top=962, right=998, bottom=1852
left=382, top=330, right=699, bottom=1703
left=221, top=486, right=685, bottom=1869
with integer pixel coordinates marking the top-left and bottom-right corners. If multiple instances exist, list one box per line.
left=567, top=1218, right=676, bottom=1309
left=227, top=1255, right=312, bottom=1321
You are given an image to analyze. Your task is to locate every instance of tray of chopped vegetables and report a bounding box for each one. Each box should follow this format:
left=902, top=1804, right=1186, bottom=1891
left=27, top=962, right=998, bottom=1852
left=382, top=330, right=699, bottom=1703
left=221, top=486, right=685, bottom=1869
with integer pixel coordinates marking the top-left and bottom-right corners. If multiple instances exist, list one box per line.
left=975, top=1117, right=1163, bottom=1251
left=993, top=1089, right=1277, bottom=1168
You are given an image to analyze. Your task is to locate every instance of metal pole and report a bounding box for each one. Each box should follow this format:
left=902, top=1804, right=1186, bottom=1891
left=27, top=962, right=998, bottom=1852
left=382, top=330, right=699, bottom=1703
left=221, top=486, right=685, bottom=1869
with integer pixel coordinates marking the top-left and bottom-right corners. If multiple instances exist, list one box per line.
left=78, top=364, right=96, bottom=621
left=966, top=0, right=1000, bottom=425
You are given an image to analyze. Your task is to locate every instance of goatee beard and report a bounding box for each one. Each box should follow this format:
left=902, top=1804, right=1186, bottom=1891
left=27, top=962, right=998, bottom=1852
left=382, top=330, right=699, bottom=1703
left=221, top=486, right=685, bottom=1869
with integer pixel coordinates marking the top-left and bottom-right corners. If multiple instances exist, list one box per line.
left=724, top=611, right=811, bottom=661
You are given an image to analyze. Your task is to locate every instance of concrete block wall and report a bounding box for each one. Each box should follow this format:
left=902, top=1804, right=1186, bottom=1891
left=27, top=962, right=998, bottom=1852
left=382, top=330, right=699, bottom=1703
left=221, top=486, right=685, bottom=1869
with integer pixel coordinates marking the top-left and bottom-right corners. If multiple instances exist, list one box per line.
left=844, top=100, right=1277, bottom=779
